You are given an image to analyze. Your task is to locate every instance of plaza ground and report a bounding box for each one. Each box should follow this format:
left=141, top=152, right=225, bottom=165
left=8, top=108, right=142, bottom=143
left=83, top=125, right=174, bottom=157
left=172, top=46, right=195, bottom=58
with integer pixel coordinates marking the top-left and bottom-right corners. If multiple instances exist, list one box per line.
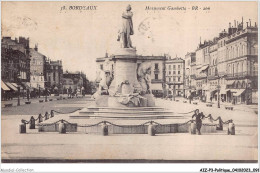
left=1, top=96, right=258, bottom=162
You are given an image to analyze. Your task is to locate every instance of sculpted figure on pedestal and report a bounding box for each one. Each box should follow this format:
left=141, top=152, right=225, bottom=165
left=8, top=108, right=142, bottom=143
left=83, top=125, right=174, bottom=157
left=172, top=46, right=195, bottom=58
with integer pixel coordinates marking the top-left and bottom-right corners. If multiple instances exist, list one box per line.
left=137, top=62, right=152, bottom=95
left=117, top=5, right=134, bottom=48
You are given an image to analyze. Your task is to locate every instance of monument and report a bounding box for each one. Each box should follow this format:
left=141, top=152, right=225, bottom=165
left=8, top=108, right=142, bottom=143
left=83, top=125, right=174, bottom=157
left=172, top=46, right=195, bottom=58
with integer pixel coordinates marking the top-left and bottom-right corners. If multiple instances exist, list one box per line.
left=93, top=5, right=155, bottom=107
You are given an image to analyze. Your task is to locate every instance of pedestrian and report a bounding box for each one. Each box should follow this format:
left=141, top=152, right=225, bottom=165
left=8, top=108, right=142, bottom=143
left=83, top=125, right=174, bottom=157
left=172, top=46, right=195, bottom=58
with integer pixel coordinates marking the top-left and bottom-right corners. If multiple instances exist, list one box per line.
left=68, top=87, right=72, bottom=98
left=232, top=98, right=235, bottom=105
left=192, top=109, right=205, bottom=135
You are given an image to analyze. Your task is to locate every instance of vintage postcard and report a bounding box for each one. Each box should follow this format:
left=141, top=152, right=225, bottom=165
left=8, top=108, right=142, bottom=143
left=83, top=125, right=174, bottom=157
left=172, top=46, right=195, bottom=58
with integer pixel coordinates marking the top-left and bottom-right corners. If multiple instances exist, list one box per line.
left=1, top=0, right=258, bottom=171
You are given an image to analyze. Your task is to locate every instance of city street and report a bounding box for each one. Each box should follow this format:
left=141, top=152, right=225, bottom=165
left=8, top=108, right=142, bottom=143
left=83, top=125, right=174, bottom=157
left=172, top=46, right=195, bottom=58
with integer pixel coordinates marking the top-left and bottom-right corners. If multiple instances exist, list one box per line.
left=1, top=96, right=258, bottom=162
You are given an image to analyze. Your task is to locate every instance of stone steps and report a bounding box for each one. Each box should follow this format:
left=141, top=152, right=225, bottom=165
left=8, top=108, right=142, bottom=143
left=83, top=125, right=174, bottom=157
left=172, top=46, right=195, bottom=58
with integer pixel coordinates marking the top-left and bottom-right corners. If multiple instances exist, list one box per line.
left=70, top=114, right=185, bottom=120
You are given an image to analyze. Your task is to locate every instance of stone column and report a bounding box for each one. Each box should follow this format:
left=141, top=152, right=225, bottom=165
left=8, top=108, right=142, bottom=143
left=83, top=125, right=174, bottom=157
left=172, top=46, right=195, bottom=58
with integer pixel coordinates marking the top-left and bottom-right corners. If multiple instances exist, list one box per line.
left=112, top=48, right=138, bottom=91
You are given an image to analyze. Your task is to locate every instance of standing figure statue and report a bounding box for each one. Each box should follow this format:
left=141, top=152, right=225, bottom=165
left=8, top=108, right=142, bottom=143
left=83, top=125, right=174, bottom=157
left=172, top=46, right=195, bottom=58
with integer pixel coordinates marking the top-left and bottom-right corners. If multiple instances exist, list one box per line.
left=137, top=62, right=152, bottom=95
left=117, top=5, right=134, bottom=48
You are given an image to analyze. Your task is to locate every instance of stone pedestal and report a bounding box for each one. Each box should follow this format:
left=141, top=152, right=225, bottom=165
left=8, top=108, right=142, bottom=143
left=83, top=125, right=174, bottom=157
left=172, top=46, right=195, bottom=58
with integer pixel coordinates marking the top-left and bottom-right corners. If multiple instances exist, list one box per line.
left=143, top=94, right=155, bottom=107
left=112, top=48, right=138, bottom=90
left=95, top=95, right=109, bottom=107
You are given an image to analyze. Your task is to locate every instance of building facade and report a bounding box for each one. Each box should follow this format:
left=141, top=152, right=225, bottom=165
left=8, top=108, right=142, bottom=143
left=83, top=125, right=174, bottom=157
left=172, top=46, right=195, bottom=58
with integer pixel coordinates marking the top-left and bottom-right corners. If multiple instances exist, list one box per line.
left=165, top=57, right=185, bottom=97
left=62, top=71, right=84, bottom=94
left=184, top=18, right=258, bottom=104
left=1, top=37, right=31, bottom=84
left=46, top=59, right=63, bottom=91
left=29, top=45, right=46, bottom=89
left=184, top=52, right=196, bottom=97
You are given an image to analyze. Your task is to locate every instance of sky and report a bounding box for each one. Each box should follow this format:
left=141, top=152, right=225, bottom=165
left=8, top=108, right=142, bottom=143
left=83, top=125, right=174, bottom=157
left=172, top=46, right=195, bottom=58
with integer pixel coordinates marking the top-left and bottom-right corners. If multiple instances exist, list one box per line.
left=1, top=1, right=258, bottom=80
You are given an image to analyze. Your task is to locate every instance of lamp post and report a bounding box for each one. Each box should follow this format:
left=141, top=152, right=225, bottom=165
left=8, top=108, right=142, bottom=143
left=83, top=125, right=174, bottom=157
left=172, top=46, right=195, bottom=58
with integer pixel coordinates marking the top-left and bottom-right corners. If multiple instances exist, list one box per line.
left=45, top=74, right=50, bottom=102
left=246, top=82, right=252, bottom=105
left=17, top=74, right=21, bottom=106
left=45, top=87, right=48, bottom=102
left=38, top=84, right=41, bottom=98
left=217, top=77, right=221, bottom=108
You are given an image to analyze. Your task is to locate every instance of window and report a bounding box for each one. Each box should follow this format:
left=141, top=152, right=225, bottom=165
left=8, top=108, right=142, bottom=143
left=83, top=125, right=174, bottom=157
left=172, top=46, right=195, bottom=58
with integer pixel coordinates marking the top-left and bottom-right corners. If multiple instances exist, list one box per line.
left=169, top=71, right=171, bottom=75
left=178, top=77, right=180, bottom=82
left=173, top=65, right=176, bottom=70
left=155, top=74, right=158, bottom=80
left=169, top=77, right=171, bottom=82
left=178, top=65, right=180, bottom=69
left=155, top=63, right=159, bottom=70
left=100, top=64, right=103, bottom=70
left=173, top=71, right=176, bottom=74
left=53, top=72, right=55, bottom=81
left=178, top=71, right=180, bottom=74
left=168, top=65, right=171, bottom=70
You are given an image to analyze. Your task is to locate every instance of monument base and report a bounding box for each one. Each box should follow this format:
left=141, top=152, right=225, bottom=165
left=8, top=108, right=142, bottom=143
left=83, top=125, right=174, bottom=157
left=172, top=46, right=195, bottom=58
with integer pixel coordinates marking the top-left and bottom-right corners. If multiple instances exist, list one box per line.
left=95, top=94, right=155, bottom=108
left=143, top=94, right=155, bottom=107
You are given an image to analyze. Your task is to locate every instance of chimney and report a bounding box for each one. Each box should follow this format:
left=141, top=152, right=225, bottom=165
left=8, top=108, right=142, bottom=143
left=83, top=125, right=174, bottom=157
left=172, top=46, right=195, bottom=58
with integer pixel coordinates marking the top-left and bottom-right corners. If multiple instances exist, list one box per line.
left=249, top=19, right=251, bottom=27
left=229, top=22, right=231, bottom=28
left=246, top=22, right=248, bottom=27
left=234, top=20, right=236, bottom=27
left=255, top=22, right=257, bottom=27
left=34, top=44, right=38, bottom=51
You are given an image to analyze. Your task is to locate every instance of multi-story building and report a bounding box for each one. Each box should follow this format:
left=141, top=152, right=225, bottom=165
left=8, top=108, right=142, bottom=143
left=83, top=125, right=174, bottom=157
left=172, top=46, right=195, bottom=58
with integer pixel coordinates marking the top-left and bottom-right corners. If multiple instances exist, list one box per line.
left=62, top=71, right=84, bottom=94
left=1, top=37, right=31, bottom=92
left=165, top=56, right=185, bottom=97
left=29, top=45, right=47, bottom=89
left=96, top=54, right=166, bottom=97
left=194, top=41, right=210, bottom=99
left=46, top=59, right=63, bottom=91
left=185, top=18, right=258, bottom=104
left=224, top=20, right=258, bottom=104
left=184, top=52, right=195, bottom=97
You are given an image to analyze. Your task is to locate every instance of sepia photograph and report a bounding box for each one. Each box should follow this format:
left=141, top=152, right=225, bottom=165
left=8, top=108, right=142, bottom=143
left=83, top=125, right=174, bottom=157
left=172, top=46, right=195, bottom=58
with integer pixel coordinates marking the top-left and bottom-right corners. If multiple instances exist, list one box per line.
left=0, top=1, right=259, bottom=171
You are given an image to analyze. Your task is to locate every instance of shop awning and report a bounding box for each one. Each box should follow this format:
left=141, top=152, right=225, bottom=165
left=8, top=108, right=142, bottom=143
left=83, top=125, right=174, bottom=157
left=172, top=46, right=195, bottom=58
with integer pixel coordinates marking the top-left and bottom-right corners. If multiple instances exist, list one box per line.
left=200, top=65, right=209, bottom=71
left=230, top=89, right=239, bottom=93
left=226, top=80, right=235, bottom=85
left=196, top=65, right=203, bottom=69
left=21, top=82, right=30, bottom=89
left=11, top=83, right=18, bottom=88
left=5, top=82, right=18, bottom=91
left=220, top=88, right=230, bottom=94
left=233, top=89, right=246, bottom=96
left=1, top=81, right=10, bottom=91
left=210, top=89, right=218, bottom=96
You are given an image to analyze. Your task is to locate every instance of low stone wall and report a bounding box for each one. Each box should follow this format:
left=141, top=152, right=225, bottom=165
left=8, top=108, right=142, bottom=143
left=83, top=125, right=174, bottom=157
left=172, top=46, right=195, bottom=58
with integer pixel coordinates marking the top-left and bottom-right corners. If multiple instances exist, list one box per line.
left=38, top=123, right=77, bottom=132
left=51, top=123, right=216, bottom=134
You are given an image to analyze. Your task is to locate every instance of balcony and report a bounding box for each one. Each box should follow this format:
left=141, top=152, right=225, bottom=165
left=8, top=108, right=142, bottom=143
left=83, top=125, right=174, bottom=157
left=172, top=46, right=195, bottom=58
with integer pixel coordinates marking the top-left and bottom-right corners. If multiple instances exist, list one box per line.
left=151, top=79, right=163, bottom=83
left=207, top=75, right=218, bottom=80
left=166, top=81, right=183, bottom=85
left=226, top=72, right=250, bottom=79
left=154, top=68, right=160, bottom=73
